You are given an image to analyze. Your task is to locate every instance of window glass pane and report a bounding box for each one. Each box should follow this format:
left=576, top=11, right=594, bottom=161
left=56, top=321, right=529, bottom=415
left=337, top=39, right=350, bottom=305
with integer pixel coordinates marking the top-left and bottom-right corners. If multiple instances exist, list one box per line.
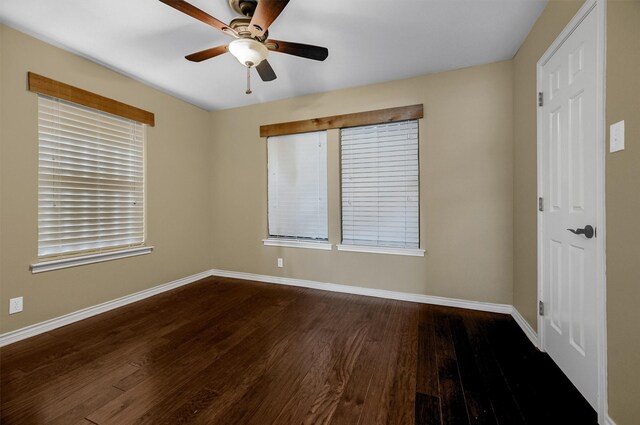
left=37, top=95, right=145, bottom=257
left=267, top=131, right=328, bottom=240
left=341, top=120, right=419, bottom=248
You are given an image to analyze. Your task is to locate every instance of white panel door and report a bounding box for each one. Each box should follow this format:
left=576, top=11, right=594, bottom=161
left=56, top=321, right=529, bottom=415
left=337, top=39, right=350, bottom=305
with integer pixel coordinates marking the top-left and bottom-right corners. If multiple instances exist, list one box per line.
left=540, top=8, right=598, bottom=408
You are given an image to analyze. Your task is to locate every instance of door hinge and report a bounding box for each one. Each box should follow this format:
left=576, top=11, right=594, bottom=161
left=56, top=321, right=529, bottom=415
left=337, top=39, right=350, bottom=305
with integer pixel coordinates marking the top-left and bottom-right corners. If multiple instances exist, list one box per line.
left=539, top=300, right=545, bottom=316
left=538, top=92, right=544, bottom=107
left=538, top=197, right=544, bottom=212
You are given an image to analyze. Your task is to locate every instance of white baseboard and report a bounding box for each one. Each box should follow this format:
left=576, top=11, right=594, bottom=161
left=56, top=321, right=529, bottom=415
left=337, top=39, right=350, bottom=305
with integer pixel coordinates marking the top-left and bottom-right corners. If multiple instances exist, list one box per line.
left=511, top=307, right=538, bottom=347
left=0, top=270, right=213, bottom=347
left=209, top=269, right=513, bottom=314
left=0, top=268, right=531, bottom=348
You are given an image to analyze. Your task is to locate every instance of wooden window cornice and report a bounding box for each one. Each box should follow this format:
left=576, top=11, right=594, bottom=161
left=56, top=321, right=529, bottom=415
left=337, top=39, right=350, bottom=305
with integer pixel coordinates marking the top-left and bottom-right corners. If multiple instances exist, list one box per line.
left=259, top=104, right=423, bottom=137
left=28, top=72, right=155, bottom=126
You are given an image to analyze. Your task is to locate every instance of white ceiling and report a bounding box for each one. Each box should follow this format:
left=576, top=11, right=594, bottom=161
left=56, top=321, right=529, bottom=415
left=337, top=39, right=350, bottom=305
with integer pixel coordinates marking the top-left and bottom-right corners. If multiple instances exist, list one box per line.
left=0, top=0, right=547, bottom=111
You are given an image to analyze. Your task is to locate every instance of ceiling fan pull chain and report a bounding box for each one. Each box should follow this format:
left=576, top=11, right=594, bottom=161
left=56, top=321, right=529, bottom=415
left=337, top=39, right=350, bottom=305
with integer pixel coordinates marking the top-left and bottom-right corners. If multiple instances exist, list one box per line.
left=246, top=66, right=252, bottom=95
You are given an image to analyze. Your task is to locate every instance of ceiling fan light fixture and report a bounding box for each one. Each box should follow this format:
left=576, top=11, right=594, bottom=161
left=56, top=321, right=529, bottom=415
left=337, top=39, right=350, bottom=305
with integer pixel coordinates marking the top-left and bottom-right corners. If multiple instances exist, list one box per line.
left=229, top=38, right=268, bottom=67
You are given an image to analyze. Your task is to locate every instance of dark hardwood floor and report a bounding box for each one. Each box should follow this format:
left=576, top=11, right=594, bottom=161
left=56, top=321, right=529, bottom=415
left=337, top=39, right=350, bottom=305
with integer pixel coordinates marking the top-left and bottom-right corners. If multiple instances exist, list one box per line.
left=0, top=276, right=596, bottom=425
left=415, top=307, right=597, bottom=425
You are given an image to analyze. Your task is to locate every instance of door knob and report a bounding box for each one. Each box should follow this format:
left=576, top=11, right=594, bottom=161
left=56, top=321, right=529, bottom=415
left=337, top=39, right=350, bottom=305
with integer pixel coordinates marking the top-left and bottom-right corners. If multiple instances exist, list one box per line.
left=567, top=225, right=595, bottom=239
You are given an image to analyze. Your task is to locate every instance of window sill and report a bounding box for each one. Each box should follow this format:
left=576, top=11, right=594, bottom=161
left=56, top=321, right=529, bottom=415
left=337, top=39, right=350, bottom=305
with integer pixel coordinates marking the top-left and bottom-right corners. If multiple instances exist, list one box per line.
left=262, top=239, right=332, bottom=251
left=336, top=244, right=425, bottom=257
left=30, top=246, right=154, bottom=274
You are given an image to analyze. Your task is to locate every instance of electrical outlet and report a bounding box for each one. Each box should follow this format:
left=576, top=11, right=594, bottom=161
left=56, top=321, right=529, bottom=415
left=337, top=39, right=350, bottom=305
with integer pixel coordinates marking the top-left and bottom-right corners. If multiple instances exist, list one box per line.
left=277, top=258, right=283, bottom=268
left=9, top=297, right=23, bottom=315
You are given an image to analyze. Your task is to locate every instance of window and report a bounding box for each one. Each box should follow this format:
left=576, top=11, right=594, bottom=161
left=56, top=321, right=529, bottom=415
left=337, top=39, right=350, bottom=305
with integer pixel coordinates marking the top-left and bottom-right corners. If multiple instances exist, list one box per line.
left=37, top=95, right=145, bottom=259
left=266, top=131, right=328, bottom=245
left=340, top=120, right=422, bottom=254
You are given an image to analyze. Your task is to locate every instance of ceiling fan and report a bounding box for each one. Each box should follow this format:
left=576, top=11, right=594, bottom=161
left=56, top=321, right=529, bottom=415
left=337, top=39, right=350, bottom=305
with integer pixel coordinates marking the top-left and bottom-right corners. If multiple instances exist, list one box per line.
left=160, top=0, right=329, bottom=94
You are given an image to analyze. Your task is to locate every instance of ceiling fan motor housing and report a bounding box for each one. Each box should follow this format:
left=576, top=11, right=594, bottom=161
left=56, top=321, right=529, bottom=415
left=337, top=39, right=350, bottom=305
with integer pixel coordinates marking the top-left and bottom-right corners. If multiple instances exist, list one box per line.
left=230, top=17, right=268, bottom=41
left=229, top=0, right=257, bottom=17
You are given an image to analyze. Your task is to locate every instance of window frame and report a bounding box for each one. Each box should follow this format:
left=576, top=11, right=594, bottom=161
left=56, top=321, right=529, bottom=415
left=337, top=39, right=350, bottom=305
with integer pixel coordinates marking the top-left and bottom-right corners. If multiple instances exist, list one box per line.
left=338, top=120, right=424, bottom=257
left=28, top=74, right=154, bottom=273
left=264, top=130, right=330, bottom=246
left=259, top=104, right=425, bottom=256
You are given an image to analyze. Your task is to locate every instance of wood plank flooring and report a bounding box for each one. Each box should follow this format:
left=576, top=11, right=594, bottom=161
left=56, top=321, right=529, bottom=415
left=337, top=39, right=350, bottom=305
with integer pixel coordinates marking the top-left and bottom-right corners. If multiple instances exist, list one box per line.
left=415, top=307, right=597, bottom=425
left=0, top=276, right=597, bottom=424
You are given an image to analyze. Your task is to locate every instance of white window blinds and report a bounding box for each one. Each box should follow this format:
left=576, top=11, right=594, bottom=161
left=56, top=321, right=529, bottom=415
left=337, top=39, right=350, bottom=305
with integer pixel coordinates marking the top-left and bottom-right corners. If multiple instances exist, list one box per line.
left=341, top=120, right=419, bottom=248
left=267, top=131, right=328, bottom=240
left=37, top=95, right=145, bottom=258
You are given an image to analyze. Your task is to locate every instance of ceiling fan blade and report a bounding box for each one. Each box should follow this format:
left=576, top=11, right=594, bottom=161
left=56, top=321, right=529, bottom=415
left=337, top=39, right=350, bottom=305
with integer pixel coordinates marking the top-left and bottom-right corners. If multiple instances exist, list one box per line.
left=159, top=0, right=237, bottom=37
left=256, top=60, right=277, bottom=81
left=185, top=45, right=228, bottom=62
left=266, top=39, right=329, bottom=61
left=249, top=0, right=290, bottom=36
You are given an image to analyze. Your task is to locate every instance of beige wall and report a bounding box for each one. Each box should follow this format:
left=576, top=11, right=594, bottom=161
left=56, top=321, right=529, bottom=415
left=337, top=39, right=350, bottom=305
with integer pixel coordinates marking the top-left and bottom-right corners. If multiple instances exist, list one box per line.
left=0, top=26, right=213, bottom=333
left=605, top=1, right=640, bottom=423
left=209, top=61, right=514, bottom=304
left=512, top=0, right=584, bottom=329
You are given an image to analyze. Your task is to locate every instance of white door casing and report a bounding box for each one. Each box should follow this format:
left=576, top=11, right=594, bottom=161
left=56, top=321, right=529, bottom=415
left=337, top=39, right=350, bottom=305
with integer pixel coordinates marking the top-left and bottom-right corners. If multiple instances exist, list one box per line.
left=537, top=2, right=605, bottom=414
